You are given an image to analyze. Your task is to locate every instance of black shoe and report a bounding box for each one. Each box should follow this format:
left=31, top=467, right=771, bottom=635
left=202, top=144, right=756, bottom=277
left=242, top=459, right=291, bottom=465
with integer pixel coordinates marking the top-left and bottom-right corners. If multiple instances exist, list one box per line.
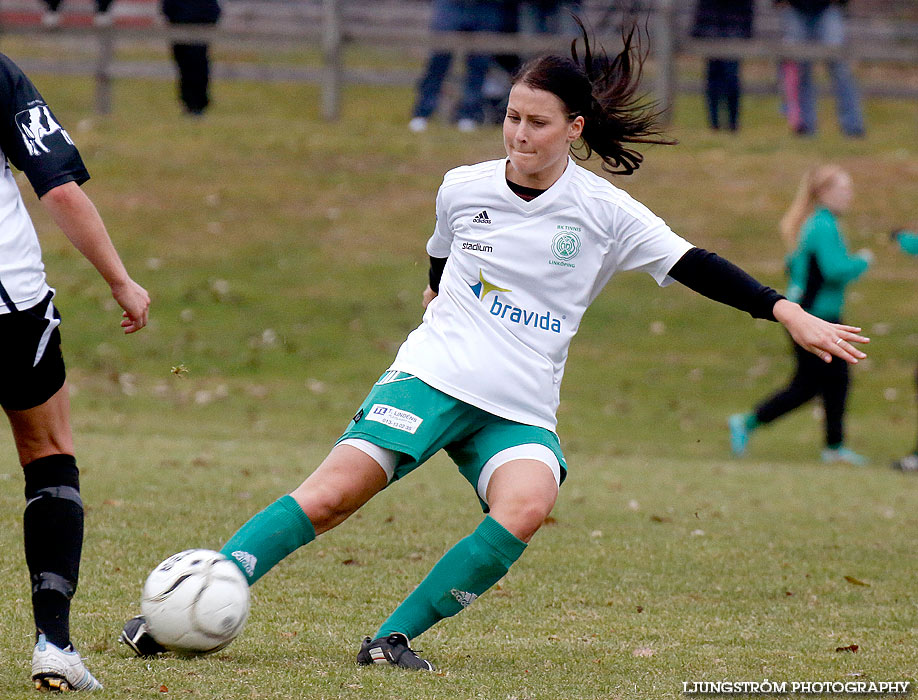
left=356, top=633, right=434, bottom=671
left=119, top=616, right=167, bottom=657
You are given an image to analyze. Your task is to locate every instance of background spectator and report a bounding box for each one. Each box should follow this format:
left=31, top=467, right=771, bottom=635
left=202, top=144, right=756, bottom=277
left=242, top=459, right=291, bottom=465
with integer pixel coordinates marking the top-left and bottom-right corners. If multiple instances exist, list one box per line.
left=162, top=0, right=221, bottom=117
left=776, top=0, right=865, bottom=137
left=41, top=0, right=115, bottom=27
left=518, top=0, right=582, bottom=35
left=484, top=0, right=582, bottom=125
left=890, top=228, right=918, bottom=472
left=729, top=165, right=871, bottom=464
left=691, top=0, right=755, bottom=132
left=409, top=0, right=504, bottom=133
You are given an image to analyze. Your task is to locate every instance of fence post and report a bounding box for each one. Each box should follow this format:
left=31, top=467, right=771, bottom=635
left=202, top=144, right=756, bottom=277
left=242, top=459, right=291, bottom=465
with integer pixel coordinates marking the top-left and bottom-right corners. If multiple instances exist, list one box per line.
left=322, top=0, right=343, bottom=121
left=653, top=0, right=676, bottom=123
left=95, top=25, right=114, bottom=115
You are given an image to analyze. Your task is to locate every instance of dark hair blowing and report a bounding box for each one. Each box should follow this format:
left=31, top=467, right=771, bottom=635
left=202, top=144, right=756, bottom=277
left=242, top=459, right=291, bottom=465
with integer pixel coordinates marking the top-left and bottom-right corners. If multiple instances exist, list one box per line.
left=513, top=20, right=674, bottom=175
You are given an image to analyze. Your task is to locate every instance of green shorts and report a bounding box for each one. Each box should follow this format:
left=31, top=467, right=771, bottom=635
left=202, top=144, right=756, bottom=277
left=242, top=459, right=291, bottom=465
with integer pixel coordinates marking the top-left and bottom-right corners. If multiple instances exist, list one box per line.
left=337, top=371, right=567, bottom=511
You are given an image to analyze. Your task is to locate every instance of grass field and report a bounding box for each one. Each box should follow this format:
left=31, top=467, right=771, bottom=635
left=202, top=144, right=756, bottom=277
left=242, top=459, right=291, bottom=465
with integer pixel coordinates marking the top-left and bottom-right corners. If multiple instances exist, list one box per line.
left=0, top=65, right=916, bottom=699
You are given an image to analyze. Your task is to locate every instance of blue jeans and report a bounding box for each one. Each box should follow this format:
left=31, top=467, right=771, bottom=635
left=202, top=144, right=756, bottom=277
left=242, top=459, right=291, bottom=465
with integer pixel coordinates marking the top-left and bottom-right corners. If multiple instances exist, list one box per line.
left=780, top=5, right=864, bottom=135
left=518, top=0, right=582, bottom=35
left=413, top=0, right=504, bottom=122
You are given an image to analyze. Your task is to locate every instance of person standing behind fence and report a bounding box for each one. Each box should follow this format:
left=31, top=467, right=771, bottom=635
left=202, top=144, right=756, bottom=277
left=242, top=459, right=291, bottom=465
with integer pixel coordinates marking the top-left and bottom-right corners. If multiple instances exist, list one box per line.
left=729, top=165, right=871, bottom=464
left=409, top=0, right=504, bottom=133
left=691, top=0, right=754, bottom=132
left=162, top=0, right=221, bottom=117
left=890, top=228, right=918, bottom=472
left=776, top=0, right=864, bottom=137
left=485, top=1, right=581, bottom=125
left=40, top=0, right=115, bottom=28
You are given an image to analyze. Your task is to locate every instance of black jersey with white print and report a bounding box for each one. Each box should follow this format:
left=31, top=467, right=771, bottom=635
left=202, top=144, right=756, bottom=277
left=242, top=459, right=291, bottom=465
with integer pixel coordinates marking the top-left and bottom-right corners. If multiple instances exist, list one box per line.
left=0, top=52, right=89, bottom=314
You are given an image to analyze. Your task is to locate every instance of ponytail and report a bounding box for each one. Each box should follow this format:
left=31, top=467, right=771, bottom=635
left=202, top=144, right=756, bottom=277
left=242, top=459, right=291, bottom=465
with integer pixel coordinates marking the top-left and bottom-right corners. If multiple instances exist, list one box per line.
left=514, top=18, right=674, bottom=175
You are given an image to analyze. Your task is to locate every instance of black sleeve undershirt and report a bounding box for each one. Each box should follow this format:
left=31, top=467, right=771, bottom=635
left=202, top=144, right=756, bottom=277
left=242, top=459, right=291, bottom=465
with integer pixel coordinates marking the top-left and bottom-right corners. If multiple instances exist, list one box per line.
left=428, top=255, right=447, bottom=293
left=668, top=247, right=785, bottom=321
left=428, top=247, right=785, bottom=321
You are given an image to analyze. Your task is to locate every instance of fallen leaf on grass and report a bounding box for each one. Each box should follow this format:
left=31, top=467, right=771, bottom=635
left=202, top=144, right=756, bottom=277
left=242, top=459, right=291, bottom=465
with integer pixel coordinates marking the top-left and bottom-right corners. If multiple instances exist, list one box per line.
left=835, top=644, right=859, bottom=653
left=650, top=515, right=672, bottom=523
left=844, top=575, right=871, bottom=587
left=341, top=558, right=359, bottom=566
left=159, top=685, right=168, bottom=693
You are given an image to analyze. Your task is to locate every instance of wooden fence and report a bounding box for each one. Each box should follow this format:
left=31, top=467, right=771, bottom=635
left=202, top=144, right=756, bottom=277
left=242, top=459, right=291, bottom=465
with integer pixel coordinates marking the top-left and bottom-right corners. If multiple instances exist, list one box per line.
left=1, top=0, right=916, bottom=120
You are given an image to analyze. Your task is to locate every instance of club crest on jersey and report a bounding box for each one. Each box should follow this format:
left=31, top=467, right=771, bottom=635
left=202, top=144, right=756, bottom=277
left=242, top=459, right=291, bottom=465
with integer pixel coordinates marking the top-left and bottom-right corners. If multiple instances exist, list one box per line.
left=550, top=227, right=581, bottom=268
left=15, top=105, right=74, bottom=157
left=471, top=210, right=492, bottom=224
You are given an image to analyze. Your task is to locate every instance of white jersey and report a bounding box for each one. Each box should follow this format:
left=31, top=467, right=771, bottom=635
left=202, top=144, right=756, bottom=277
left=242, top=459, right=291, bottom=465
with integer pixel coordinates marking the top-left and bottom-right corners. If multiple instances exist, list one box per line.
left=390, top=157, right=694, bottom=431
left=0, top=159, right=51, bottom=313
left=0, top=52, right=89, bottom=314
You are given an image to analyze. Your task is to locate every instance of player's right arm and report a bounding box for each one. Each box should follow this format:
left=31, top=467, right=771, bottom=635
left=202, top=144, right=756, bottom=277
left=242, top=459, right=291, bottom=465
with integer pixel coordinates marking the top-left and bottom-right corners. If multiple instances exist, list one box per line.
left=422, top=180, right=454, bottom=308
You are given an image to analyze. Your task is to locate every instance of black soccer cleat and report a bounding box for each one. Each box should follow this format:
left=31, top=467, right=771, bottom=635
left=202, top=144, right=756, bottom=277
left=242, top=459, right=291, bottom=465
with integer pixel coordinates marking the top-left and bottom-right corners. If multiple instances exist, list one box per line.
left=118, top=616, right=167, bottom=657
left=356, top=632, right=435, bottom=671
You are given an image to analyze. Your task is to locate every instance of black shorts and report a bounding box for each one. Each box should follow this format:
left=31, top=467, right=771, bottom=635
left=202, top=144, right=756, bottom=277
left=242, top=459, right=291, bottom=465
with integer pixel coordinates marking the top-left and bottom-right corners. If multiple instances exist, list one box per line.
left=0, top=292, right=66, bottom=411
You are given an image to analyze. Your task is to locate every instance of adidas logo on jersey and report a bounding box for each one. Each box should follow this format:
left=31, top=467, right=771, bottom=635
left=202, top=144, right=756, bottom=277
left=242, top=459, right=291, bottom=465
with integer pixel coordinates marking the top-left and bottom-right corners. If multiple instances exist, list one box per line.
left=471, top=210, right=491, bottom=224
left=231, top=550, right=257, bottom=578
left=450, top=588, right=478, bottom=608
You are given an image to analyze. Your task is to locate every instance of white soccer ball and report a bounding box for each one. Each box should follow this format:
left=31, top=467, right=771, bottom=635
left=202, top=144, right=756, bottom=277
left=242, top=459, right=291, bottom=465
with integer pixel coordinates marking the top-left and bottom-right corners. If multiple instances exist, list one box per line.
left=141, top=549, right=250, bottom=654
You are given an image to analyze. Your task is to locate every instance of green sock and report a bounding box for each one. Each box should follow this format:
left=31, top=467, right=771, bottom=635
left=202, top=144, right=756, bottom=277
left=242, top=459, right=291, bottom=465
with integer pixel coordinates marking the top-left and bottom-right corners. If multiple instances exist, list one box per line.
left=744, top=413, right=760, bottom=431
left=376, top=516, right=527, bottom=640
left=219, top=494, right=315, bottom=585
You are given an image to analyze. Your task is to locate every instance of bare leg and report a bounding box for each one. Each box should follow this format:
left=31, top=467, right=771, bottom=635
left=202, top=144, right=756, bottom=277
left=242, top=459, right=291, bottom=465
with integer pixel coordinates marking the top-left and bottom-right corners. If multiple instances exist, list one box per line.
left=485, top=459, right=558, bottom=542
left=289, top=444, right=389, bottom=535
left=5, top=383, right=73, bottom=466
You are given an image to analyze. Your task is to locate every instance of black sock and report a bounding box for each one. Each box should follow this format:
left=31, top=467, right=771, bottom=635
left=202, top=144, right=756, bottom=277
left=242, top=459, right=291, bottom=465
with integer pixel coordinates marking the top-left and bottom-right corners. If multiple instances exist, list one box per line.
left=23, top=454, right=83, bottom=649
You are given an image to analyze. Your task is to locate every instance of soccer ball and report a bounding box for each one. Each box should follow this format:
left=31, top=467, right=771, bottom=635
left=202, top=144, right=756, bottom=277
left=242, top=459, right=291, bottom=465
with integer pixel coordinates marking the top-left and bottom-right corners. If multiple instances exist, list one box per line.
left=141, top=549, right=250, bottom=654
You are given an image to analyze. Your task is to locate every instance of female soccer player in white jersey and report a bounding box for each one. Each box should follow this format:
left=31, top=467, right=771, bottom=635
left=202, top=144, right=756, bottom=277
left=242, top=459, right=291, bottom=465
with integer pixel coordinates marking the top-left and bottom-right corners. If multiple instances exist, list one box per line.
left=0, top=53, right=150, bottom=690
left=123, top=25, right=868, bottom=670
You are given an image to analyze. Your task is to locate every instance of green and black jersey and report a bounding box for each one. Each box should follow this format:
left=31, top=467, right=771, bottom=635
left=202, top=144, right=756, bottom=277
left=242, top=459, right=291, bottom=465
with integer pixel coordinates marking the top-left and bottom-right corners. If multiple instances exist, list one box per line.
left=785, top=207, right=869, bottom=322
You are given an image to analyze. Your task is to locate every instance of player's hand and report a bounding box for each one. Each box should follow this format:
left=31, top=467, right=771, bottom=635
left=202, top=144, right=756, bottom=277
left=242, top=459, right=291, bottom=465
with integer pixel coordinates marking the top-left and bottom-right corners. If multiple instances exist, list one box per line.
left=111, top=278, right=151, bottom=333
left=422, top=285, right=437, bottom=309
left=773, top=299, right=868, bottom=365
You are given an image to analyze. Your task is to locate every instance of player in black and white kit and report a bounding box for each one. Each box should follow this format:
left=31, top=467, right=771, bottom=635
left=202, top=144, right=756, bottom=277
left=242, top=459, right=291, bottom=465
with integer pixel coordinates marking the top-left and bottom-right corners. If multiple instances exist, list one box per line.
left=0, top=53, right=150, bottom=691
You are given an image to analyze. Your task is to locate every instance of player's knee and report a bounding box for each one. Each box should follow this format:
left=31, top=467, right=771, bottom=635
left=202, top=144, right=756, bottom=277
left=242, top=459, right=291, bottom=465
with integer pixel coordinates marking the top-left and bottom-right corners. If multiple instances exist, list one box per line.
left=293, top=486, right=360, bottom=532
left=490, top=492, right=556, bottom=542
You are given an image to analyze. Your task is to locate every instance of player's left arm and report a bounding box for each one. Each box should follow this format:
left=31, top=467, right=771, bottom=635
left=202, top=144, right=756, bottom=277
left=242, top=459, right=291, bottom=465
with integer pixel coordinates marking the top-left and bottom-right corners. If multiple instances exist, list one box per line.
left=0, top=55, right=149, bottom=332
left=668, top=247, right=868, bottom=365
left=40, top=182, right=150, bottom=333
